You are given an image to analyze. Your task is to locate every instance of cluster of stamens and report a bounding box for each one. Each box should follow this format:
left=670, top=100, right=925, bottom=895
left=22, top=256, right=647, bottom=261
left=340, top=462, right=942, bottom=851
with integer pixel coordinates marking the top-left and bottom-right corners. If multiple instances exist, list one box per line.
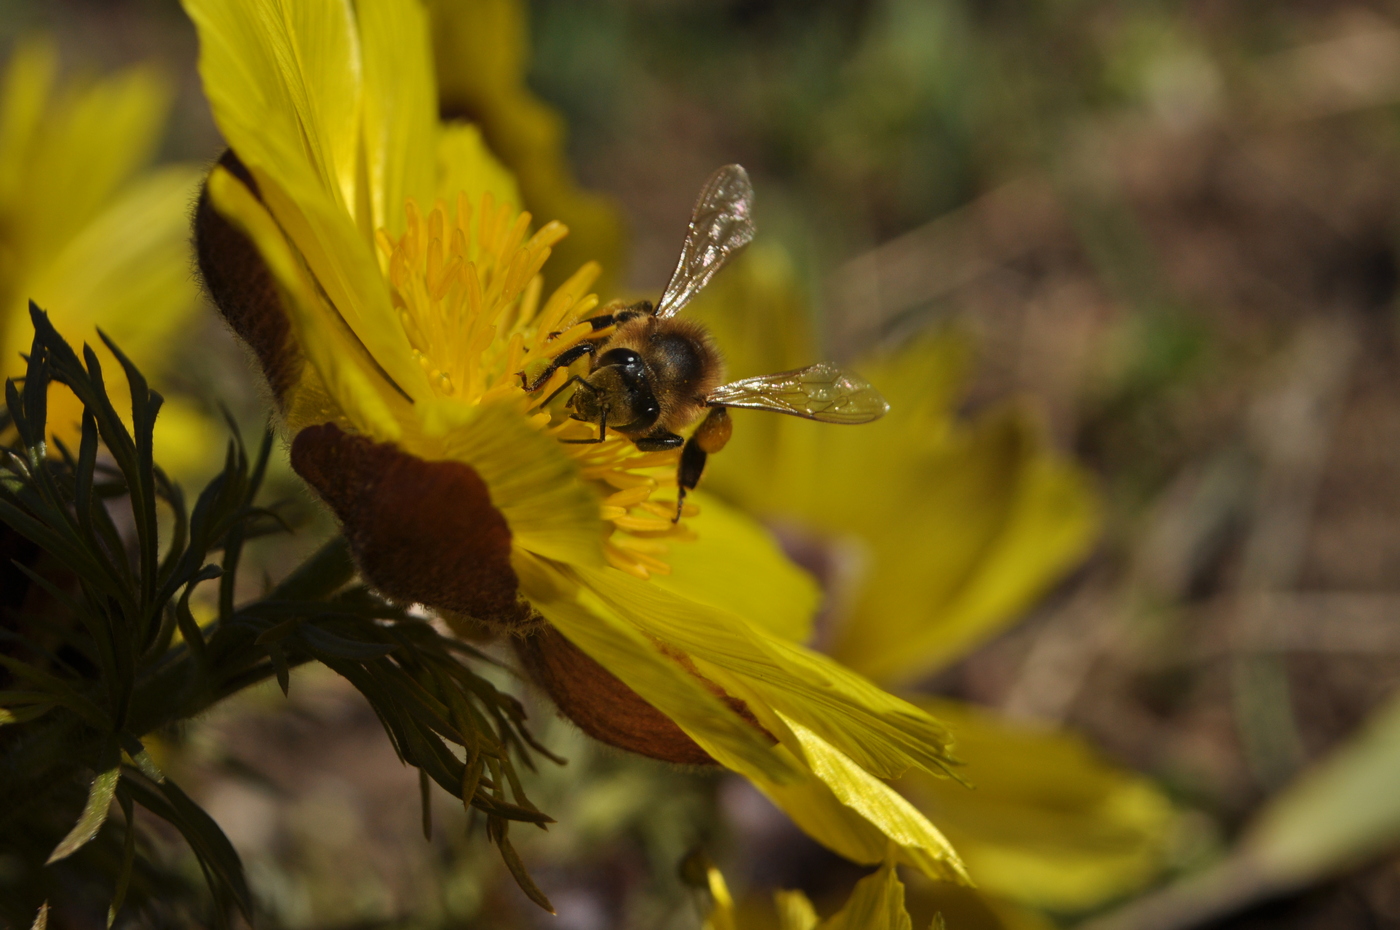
left=379, top=193, right=697, bottom=579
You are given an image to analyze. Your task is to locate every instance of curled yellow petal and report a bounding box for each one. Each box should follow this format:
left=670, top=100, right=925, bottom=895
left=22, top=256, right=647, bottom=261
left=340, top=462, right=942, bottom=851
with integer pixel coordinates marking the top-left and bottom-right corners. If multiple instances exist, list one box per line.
left=205, top=164, right=403, bottom=441
left=900, top=699, right=1176, bottom=911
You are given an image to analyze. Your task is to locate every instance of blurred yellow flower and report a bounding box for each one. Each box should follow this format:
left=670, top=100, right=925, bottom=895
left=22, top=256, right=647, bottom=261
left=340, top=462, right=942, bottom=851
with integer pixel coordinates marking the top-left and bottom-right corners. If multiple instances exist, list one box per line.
left=703, top=859, right=927, bottom=930
left=424, top=0, right=625, bottom=296
left=693, top=246, right=1099, bottom=687
left=0, top=39, right=210, bottom=472
left=901, top=700, right=1175, bottom=913
left=185, top=0, right=968, bottom=884
left=689, top=246, right=1176, bottom=913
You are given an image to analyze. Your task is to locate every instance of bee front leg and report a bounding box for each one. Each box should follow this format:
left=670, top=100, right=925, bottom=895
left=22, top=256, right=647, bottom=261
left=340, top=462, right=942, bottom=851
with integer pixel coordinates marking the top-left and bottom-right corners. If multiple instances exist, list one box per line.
left=519, top=340, right=596, bottom=392
left=674, top=407, right=732, bottom=522
left=561, top=399, right=609, bottom=444
left=549, top=299, right=655, bottom=338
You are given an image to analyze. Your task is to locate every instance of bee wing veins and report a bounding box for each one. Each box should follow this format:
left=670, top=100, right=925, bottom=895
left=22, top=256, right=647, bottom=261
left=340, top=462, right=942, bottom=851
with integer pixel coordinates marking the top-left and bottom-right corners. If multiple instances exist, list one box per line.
left=655, top=164, right=756, bottom=319
left=707, top=362, right=890, bottom=424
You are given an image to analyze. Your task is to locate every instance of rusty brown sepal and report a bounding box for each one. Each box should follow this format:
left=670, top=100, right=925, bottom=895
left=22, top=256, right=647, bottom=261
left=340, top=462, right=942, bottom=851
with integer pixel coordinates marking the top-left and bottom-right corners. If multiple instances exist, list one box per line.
left=514, top=626, right=776, bottom=766
left=514, top=626, right=718, bottom=765
left=291, top=423, right=532, bottom=631
left=194, top=150, right=303, bottom=404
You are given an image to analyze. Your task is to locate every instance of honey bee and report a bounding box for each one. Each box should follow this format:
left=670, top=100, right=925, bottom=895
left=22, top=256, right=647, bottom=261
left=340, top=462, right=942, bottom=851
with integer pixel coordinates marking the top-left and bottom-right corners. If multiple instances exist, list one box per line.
left=521, top=164, right=889, bottom=519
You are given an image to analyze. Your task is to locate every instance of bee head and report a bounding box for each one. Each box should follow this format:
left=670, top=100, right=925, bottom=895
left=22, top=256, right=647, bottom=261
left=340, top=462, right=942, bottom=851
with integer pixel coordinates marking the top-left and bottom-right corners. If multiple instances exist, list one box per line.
left=567, top=377, right=603, bottom=422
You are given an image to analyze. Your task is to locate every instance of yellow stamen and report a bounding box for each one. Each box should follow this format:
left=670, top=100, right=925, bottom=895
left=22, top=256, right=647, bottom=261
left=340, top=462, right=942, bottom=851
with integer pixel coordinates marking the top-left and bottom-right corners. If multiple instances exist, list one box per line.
left=380, top=193, right=699, bottom=575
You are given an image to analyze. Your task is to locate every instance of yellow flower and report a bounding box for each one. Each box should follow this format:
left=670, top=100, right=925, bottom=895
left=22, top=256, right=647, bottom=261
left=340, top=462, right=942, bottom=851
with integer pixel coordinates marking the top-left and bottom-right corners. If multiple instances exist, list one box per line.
left=689, top=247, right=1176, bottom=913
left=703, top=859, right=929, bottom=930
left=184, top=0, right=967, bottom=884
left=0, top=39, right=209, bottom=472
left=899, top=700, right=1175, bottom=913
left=423, top=0, right=625, bottom=296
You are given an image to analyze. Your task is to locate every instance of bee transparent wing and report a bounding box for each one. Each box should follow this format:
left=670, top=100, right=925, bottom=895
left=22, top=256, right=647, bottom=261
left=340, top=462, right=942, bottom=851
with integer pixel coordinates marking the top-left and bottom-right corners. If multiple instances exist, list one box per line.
left=655, top=164, right=755, bottom=319
left=707, top=362, right=890, bottom=423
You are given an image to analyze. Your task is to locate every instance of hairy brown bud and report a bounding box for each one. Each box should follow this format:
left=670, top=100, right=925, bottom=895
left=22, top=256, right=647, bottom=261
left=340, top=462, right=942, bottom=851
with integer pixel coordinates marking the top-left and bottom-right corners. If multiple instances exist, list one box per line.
left=193, top=150, right=303, bottom=403
left=514, top=626, right=716, bottom=765
left=291, top=423, right=531, bottom=631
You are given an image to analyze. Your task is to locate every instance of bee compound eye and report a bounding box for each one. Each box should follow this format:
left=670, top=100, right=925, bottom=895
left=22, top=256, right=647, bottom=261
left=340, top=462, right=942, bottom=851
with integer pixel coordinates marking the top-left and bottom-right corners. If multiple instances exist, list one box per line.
left=597, top=347, right=646, bottom=374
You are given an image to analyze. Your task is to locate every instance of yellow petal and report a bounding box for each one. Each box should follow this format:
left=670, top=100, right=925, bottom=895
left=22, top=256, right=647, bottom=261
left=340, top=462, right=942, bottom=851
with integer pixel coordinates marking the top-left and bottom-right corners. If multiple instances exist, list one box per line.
left=151, top=395, right=225, bottom=480
left=358, top=0, right=436, bottom=235
left=183, top=0, right=432, bottom=401
left=899, top=699, right=1176, bottom=911
left=0, top=39, right=170, bottom=269
left=575, top=565, right=956, bottom=781
left=12, top=166, right=203, bottom=375
left=775, top=890, right=820, bottom=930
left=741, top=717, right=967, bottom=883
left=206, top=165, right=402, bottom=441
left=830, top=406, right=1100, bottom=684
left=0, top=40, right=57, bottom=206
left=249, top=162, right=430, bottom=401
left=691, top=248, right=1099, bottom=686
left=524, top=568, right=794, bottom=783
left=557, top=562, right=965, bottom=879
left=703, top=864, right=738, bottom=930
left=902, top=874, right=1059, bottom=930
left=653, top=491, right=818, bottom=644
left=182, top=0, right=361, bottom=215
left=435, top=123, right=521, bottom=213
left=424, top=0, right=625, bottom=295
left=708, top=333, right=1097, bottom=686
left=818, top=862, right=913, bottom=930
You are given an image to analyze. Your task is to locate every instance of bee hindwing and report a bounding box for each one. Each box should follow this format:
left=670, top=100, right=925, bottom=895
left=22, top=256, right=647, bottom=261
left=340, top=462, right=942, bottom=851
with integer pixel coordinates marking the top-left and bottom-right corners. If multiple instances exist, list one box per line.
left=655, top=165, right=755, bottom=319
left=707, top=362, right=890, bottom=423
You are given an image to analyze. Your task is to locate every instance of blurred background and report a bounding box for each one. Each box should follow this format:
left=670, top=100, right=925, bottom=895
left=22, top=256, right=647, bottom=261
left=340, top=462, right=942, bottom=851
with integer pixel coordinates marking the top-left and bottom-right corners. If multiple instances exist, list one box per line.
left=6, top=0, right=1400, bottom=927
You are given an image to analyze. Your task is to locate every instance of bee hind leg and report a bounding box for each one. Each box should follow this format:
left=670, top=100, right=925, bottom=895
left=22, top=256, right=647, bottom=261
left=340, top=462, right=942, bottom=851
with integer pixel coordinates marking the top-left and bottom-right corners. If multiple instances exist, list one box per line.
left=633, top=430, right=683, bottom=452
left=673, top=407, right=732, bottom=522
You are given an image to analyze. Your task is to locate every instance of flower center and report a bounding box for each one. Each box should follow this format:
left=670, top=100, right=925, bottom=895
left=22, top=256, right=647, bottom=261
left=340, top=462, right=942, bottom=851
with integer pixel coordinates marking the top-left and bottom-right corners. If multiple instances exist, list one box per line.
left=379, top=194, right=695, bottom=579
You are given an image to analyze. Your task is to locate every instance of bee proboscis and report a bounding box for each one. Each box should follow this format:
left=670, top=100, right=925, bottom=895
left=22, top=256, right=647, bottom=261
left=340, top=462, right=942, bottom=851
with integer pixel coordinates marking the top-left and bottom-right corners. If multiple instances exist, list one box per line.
left=521, top=164, right=889, bottom=519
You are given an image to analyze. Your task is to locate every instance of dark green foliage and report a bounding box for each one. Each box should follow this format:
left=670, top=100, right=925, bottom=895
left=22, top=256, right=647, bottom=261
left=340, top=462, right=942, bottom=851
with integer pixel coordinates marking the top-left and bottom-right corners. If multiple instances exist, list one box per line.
left=0, top=304, right=558, bottom=925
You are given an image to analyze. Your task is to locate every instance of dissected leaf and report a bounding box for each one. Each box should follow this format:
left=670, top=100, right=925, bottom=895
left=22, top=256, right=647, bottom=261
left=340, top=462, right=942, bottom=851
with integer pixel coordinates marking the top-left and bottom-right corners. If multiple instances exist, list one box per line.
left=107, top=793, right=136, bottom=928
left=492, top=819, right=555, bottom=914
left=46, top=767, right=119, bottom=864
left=0, top=311, right=559, bottom=918
left=119, top=774, right=252, bottom=920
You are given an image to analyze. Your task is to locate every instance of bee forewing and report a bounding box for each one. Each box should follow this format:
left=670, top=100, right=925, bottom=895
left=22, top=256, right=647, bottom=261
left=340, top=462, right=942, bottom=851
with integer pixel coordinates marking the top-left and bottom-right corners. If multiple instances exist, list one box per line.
left=655, top=164, right=756, bottom=319
left=706, top=362, right=890, bottom=423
